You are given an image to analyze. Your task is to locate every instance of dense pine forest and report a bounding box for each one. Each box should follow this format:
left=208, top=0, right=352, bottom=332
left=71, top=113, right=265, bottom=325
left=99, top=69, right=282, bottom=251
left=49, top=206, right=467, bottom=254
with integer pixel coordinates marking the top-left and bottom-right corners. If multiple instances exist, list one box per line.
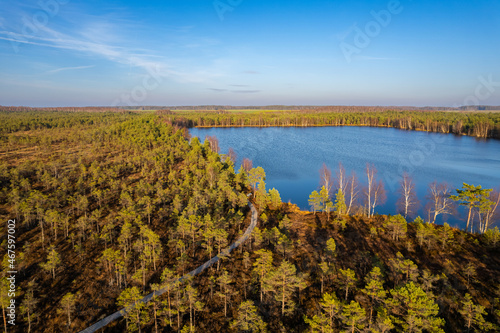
left=1, top=109, right=500, bottom=333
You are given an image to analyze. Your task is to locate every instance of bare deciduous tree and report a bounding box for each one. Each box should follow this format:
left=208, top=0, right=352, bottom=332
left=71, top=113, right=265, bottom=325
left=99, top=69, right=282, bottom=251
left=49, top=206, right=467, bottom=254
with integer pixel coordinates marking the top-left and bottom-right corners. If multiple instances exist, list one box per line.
left=227, top=147, right=237, bottom=164
left=397, top=173, right=419, bottom=218
left=365, top=164, right=376, bottom=217
left=427, top=182, right=453, bottom=224
left=319, top=163, right=333, bottom=199
left=364, top=164, right=385, bottom=217
left=241, top=158, right=253, bottom=172
left=371, top=180, right=387, bottom=217
left=205, top=135, right=220, bottom=153
left=335, top=162, right=347, bottom=196
left=482, top=189, right=500, bottom=232
left=346, top=171, right=359, bottom=215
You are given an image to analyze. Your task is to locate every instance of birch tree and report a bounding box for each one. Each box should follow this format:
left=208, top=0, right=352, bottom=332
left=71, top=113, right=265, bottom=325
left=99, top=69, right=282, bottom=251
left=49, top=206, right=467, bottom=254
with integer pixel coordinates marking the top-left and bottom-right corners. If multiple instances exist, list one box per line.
left=427, top=182, right=453, bottom=224
left=397, top=172, right=419, bottom=218
left=364, top=164, right=385, bottom=217
left=482, top=190, right=500, bottom=233
left=319, top=163, right=333, bottom=199
left=335, top=162, right=347, bottom=198
left=346, top=171, right=359, bottom=215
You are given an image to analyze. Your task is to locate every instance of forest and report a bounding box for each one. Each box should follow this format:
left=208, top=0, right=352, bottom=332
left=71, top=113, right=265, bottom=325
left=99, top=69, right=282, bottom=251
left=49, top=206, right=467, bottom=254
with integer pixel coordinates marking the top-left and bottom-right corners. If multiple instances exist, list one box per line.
left=166, top=109, right=500, bottom=139
left=1, top=109, right=500, bottom=333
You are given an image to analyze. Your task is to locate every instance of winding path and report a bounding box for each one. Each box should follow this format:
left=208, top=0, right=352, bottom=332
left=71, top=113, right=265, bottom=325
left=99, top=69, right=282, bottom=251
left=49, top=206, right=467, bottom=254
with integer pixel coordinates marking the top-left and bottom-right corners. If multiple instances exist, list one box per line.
left=79, top=202, right=258, bottom=333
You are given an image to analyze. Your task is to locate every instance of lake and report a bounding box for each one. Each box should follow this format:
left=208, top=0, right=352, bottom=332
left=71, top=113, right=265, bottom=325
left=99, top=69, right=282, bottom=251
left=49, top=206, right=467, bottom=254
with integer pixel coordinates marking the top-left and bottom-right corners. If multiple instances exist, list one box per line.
left=190, top=126, right=500, bottom=228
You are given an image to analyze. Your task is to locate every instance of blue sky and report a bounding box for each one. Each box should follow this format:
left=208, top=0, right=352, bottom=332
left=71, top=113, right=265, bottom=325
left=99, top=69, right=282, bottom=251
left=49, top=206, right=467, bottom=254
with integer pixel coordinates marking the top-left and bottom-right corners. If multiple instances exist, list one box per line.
left=0, top=0, right=499, bottom=107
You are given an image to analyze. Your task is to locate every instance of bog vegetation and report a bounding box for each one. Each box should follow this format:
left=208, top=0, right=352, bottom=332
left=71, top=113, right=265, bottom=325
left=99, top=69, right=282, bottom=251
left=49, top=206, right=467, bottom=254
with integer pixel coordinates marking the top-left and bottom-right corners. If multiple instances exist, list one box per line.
left=0, top=108, right=499, bottom=333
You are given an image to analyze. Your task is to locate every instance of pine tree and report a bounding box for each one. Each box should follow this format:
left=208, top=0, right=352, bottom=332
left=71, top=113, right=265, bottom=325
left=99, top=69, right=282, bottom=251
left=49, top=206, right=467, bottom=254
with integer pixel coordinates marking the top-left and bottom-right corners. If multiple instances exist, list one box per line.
left=484, top=227, right=500, bottom=247
left=266, top=260, right=304, bottom=315
left=309, top=190, right=324, bottom=214
left=338, top=268, right=357, bottom=301
left=41, top=245, right=61, bottom=279
left=142, top=226, right=162, bottom=271
left=58, top=292, right=76, bottom=330
left=267, top=188, right=282, bottom=211
left=389, top=252, right=419, bottom=286
left=439, top=223, right=454, bottom=250
left=459, top=293, right=494, bottom=332
left=183, top=283, right=204, bottom=332
left=319, top=292, right=342, bottom=329
left=304, top=313, right=334, bottom=333
left=279, top=215, right=292, bottom=233
left=362, top=266, right=386, bottom=326
left=248, top=167, right=266, bottom=192
left=230, top=300, right=267, bottom=332
left=277, top=234, right=293, bottom=259
left=373, top=308, right=394, bottom=333
left=160, top=268, right=177, bottom=326
left=252, top=249, right=273, bottom=303
left=388, top=282, right=445, bottom=333
left=463, top=263, right=477, bottom=288
left=320, top=186, right=333, bottom=218
left=384, top=215, right=407, bottom=241
left=341, top=300, right=366, bottom=333
left=0, top=278, right=9, bottom=333
left=325, top=237, right=336, bottom=262
left=319, top=261, right=330, bottom=294
left=20, top=281, right=38, bottom=333
left=117, top=286, right=146, bottom=332
left=334, top=188, right=347, bottom=215
left=255, top=183, right=268, bottom=210
left=217, top=269, right=232, bottom=317
left=150, top=284, right=162, bottom=333
left=451, top=183, right=493, bottom=232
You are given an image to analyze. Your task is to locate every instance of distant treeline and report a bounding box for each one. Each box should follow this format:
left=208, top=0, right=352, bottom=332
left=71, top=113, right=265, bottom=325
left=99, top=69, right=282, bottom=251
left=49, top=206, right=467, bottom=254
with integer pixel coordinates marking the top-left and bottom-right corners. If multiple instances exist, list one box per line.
left=2, top=106, right=500, bottom=138
left=0, top=106, right=124, bottom=112
left=118, top=105, right=500, bottom=111
left=168, top=110, right=500, bottom=139
left=0, top=109, right=138, bottom=134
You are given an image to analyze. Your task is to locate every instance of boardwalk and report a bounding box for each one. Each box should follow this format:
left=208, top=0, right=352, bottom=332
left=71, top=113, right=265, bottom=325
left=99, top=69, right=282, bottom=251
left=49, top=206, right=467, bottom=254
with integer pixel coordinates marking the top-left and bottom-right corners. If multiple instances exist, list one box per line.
left=79, top=202, right=258, bottom=333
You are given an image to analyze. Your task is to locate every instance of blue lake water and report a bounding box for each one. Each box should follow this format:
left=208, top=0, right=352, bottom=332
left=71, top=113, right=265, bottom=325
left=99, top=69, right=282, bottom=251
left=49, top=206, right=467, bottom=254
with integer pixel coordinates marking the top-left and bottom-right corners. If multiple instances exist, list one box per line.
left=190, top=126, right=500, bottom=228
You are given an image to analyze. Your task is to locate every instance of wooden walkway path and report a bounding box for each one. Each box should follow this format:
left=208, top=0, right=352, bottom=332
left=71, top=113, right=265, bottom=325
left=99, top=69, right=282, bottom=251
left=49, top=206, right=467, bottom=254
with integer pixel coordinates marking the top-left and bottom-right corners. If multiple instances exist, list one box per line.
left=79, top=202, right=258, bottom=333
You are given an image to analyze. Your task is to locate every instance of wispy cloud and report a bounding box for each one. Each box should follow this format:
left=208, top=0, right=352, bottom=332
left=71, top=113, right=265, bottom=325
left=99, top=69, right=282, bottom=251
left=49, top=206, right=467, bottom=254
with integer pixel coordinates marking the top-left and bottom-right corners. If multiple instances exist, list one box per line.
left=0, top=14, right=226, bottom=85
left=231, top=90, right=261, bottom=94
left=208, top=88, right=227, bottom=92
left=46, top=65, right=95, bottom=74
left=242, top=70, right=259, bottom=74
left=230, top=84, right=249, bottom=87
